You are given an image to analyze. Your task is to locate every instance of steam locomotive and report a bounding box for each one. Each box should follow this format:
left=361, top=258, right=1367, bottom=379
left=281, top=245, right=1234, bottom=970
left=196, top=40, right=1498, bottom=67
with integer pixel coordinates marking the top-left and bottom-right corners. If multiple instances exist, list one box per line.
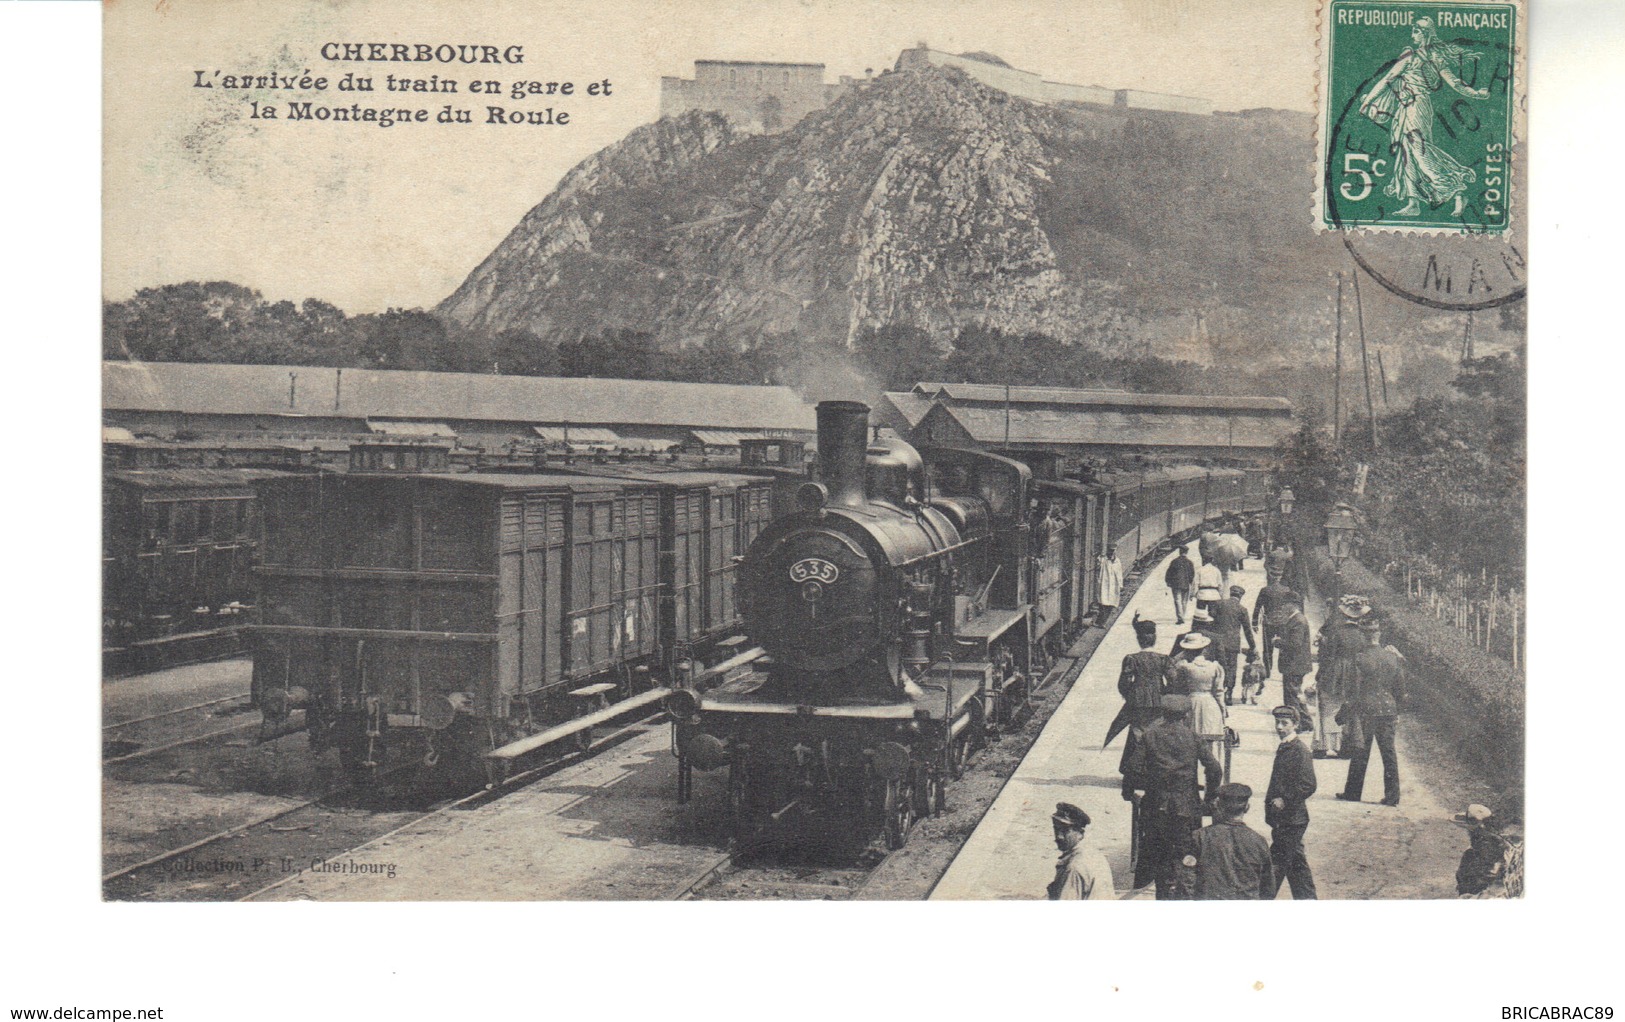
left=668, top=401, right=1039, bottom=848
left=667, top=400, right=1269, bottom=848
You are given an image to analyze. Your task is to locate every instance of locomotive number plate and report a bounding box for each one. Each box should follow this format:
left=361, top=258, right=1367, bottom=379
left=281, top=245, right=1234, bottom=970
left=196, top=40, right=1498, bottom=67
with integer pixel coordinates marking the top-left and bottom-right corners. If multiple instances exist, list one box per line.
left=788, top=557, right=839, bottom=584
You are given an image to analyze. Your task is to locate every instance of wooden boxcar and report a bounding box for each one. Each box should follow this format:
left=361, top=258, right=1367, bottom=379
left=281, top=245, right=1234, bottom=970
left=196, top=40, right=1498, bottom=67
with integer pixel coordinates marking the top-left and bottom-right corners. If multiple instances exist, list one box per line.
left=550, top=465, right=777, bottom=661
left=252, top=470, right=673, bottom=771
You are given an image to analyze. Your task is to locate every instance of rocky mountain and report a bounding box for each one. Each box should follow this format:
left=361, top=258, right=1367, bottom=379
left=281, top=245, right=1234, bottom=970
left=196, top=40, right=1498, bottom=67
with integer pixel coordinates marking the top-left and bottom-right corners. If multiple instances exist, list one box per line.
left=437, top=63, right=1468, bottom=366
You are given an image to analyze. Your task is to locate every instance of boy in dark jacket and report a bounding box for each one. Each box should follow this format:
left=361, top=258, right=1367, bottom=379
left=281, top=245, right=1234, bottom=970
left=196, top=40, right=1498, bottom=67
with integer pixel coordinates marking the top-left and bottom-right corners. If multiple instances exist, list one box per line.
left=1266, top=705, right=1319, bottom=899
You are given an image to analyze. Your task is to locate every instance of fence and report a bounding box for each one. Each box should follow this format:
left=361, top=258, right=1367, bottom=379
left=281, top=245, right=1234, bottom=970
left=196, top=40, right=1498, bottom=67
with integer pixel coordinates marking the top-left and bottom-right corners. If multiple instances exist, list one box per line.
left=1380, top=554, right=1524, bottom=672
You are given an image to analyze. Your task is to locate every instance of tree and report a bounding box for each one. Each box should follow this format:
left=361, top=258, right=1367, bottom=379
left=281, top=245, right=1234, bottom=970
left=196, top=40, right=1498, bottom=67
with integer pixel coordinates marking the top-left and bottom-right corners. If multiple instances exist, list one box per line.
left=490, top=328, right=557, bottom=376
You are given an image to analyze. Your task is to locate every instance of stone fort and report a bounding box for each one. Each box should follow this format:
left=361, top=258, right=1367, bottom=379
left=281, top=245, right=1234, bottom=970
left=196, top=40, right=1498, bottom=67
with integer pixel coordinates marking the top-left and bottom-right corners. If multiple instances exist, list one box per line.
left=658, top=44, right=1212, bottom=134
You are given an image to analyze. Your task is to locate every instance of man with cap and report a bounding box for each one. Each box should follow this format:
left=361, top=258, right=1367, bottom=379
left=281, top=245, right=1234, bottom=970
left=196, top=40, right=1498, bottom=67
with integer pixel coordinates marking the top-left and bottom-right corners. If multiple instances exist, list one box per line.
left=1337, top=616, right=1406, bottom=806
left=1452, top=804, right=1505, bottom=897
left=1208, top=584, right=1259, bottom=705
left=1124, top=694, right=1224, bottom=899
left=1165, top=544, right=1196, bottom=624
left=1251, top=573, right=1296, bottom=677
left=1047, top=802, right=1115, bottom=900
left=1266, top=705, right=1319, bottom=899
left=1111, top=613, right=1176, bottom=797
left=1273, top=598, right=1315, bottom=732
left=1167, top=607, right=1216, bottom=657
left=1188, top=782, right=1276, bottom=900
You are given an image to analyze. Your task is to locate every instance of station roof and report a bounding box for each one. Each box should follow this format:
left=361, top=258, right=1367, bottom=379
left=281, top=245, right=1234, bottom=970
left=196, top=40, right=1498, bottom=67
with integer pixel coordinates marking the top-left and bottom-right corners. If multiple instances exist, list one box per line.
left=912, top=382, right=1291, bottom=414
left=927, top=404, right=1292, bottom=450
left=104, top=361, right=817, bottom=433
left=877, top=392, right=934, bottom=429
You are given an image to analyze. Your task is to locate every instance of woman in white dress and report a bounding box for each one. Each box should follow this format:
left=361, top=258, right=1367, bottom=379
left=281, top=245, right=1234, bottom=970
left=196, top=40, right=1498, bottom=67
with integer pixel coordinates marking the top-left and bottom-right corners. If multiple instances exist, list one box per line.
left=1172, top=633, right=1226, bottom=765
left=1097, top=549, right=1123, bottom=617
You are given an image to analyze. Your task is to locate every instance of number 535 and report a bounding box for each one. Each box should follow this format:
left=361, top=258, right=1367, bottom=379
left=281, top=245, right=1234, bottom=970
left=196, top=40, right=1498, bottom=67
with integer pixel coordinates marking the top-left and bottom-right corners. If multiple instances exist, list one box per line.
left=1340, top=153, right=1389, bottom=201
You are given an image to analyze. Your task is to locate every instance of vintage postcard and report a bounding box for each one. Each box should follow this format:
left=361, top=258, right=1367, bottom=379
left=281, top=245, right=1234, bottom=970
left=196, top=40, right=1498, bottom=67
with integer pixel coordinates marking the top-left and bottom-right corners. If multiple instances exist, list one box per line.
left=100, top=0, right=1526, bottom=913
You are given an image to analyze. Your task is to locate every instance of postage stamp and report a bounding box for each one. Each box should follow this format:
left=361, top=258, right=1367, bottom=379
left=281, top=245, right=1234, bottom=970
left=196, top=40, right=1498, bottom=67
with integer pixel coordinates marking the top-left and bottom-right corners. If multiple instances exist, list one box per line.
left=1317, top=1, right=1519, bottom=234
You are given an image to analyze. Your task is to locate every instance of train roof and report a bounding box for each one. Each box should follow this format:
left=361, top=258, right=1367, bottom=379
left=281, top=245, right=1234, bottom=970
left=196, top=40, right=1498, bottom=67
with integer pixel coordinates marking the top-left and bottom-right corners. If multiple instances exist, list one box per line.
left=105, top=468, right=293, bottom=489
left=552, top=467, right=773, bottom=489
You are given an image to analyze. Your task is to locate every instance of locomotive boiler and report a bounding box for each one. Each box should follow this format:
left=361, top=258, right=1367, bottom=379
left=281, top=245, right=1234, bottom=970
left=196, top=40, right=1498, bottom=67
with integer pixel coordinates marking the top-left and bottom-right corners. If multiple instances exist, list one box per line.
left=668, top=401, right=1036, bottom=848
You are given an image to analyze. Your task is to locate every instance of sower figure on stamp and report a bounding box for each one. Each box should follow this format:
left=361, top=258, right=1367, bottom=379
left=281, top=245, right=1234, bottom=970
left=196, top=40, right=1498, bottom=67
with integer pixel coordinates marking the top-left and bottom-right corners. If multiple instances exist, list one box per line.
left=1266, top=705, right=1318, bottom=899
left=1337, top=616, right=1406, bottom=806
left=1188, top=783, right=1275, bottom=901
left=1358, top=16, right=1490, bottom=218
left=1047, top=802, right=1115, bottom=901
left=1165, top=544, right=1196, bottom=624
left=1124, top=694, right=1223, bottom=900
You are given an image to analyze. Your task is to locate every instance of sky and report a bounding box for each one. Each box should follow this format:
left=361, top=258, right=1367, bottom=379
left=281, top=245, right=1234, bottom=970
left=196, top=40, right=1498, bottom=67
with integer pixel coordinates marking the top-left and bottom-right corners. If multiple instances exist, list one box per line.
left=103, top=0, right=1319, bottom=314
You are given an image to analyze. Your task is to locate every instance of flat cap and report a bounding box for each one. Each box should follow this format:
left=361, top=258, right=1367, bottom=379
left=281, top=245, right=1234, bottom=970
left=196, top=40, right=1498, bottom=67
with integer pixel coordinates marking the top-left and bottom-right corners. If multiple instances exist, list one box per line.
left=1217, top=782, right=1253, bottom=802
left=1271, top=705, right=1299, bottom=720
left=1230, top=585, right=1246, bottom=596
left=1052, top=802, right=1091, bottom=829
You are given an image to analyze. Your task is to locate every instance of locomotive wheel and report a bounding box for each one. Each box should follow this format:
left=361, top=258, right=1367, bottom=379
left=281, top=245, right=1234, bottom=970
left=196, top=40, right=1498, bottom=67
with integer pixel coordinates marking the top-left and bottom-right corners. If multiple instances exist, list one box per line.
left=912, top=763, right=942, bottom=819
left=883, top=778, right=915, bottom=850
left=949, top=733, right=970, bottom=780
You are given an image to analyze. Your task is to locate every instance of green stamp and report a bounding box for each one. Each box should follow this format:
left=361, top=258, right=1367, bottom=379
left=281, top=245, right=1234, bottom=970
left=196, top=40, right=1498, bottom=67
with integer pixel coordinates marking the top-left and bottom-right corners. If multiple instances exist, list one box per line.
left=1318, top=2, right=1518, bottom=233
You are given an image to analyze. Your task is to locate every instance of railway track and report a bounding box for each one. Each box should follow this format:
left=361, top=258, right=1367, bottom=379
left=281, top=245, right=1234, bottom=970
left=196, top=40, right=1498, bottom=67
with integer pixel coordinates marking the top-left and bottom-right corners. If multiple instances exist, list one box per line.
left=105, top=712, right=666, bottom=902
left=674, top=651, right=1089, bottom=901
left=102, top=691, right=256, bottom=763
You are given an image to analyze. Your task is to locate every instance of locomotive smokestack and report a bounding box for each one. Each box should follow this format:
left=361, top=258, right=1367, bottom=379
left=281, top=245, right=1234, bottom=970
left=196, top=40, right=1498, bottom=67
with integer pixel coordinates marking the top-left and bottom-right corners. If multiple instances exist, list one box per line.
left=817, top=400, right=870, bottom=508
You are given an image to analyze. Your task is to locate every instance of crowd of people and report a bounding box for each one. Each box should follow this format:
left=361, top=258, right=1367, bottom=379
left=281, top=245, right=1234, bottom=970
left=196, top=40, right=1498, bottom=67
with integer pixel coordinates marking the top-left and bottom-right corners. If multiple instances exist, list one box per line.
left=1045, top=521, right=1521, bottom=902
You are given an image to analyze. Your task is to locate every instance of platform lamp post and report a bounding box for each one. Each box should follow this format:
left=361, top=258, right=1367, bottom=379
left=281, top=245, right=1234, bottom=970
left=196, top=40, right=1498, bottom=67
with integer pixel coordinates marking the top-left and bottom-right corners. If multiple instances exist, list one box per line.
left=1324, top=506, right=1358, bottom=578
left=1279, top=487, right=1295, bottom=517
left=1269, top=486, right=1295, bottom=553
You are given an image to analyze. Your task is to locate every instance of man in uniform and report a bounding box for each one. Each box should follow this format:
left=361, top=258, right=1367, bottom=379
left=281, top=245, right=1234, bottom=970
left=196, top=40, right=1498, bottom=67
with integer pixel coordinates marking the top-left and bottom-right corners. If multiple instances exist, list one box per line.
left=1046, top=802, right=1115, bottom=900
left=1112, top=614, right=1175, bottom=797
left=1125, top=694, right=1223, bottom=899
left=1251, top=573, right=1295, bottom=676
left=1208, top=584, right=1258, bottom=705
left=1273, top=598, right=1315, bottom=732
left=1188, top=782, right=1275, bottom=900
left=1266, top=705, right=1318, bottom=899
left=1165, top=544, right=1196, bottom=624
left=1337, top=616, right=1406, bottom=806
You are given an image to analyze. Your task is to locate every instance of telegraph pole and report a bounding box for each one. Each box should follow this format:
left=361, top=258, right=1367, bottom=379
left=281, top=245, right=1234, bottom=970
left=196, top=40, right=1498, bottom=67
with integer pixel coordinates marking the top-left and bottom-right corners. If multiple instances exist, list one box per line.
left=1333, top=275, right=1343, bottom=444
left=1353, top=270, right=1377, bottom=448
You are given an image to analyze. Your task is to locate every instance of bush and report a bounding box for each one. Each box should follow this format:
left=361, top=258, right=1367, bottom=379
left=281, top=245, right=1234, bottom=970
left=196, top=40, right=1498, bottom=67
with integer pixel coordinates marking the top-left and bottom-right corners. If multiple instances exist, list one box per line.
left=1300, top=540, right=1523, bottom=803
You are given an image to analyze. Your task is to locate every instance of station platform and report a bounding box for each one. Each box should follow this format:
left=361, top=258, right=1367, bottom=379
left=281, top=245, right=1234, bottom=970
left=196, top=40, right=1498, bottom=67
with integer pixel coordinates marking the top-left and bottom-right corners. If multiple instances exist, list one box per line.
left=931, top=542, right=1470, bottom=900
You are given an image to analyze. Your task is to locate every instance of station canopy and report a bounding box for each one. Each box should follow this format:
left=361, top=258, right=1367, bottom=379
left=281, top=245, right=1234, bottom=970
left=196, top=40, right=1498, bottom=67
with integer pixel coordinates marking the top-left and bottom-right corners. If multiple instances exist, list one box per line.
left=534, top=426, right=620, bottom=444
left=367, top=419, right=456, bottom=437
left=689, top=429, right=763, bottom=447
